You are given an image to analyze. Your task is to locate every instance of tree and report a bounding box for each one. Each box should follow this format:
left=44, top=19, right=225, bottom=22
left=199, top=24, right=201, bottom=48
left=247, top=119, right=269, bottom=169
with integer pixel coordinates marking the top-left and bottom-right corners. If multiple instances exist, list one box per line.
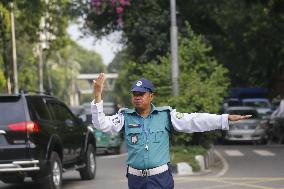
left=74, top=0, right=284, bottom=90
left=45, top=41, right=104, bottom=104
left=0, top=0, right=71, bottom=93
left=72, top=42, right=105, bottom=74
left=114, top=25, right=230, bottom=147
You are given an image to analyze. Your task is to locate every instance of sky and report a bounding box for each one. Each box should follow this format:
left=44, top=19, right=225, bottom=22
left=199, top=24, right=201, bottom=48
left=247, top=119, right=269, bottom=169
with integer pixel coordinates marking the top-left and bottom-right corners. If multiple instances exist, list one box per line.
left=67, top=23, right=122, bottom=65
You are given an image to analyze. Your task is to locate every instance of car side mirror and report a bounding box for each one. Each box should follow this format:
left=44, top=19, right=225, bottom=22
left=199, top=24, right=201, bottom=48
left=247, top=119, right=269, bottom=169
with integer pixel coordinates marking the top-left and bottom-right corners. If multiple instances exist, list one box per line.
left=65, top=119, right=74, bottom=127
left=79, top=114, right=87, bottom=122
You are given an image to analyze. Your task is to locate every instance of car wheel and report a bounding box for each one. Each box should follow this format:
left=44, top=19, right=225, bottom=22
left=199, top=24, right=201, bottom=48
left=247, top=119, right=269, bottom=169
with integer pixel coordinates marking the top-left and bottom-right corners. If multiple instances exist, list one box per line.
left=79, top=144, right=96, bottom=180
left=41, top=151, right=63, bottom=189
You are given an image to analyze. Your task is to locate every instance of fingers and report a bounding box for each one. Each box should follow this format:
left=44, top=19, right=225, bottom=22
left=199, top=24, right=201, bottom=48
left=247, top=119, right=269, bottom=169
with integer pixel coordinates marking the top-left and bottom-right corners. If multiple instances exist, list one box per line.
left=93, top=73, right=105, bottom=86
left=228, top=114, right=253, bottom=121
left=98, top=73, right=105, bottom=82
left=242, top=115, right=252, bottom=119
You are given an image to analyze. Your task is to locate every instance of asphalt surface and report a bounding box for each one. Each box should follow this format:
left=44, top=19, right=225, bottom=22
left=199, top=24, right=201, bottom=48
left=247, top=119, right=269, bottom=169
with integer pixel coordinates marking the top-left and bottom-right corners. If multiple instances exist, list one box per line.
left=1, top=144, right=284, bottom=189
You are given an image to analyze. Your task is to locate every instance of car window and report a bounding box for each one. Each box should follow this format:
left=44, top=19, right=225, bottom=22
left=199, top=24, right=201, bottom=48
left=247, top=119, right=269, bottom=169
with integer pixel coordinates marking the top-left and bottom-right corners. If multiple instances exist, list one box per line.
left=228, top=109, right=259, bottom=118
left=47, top=102, right=75, bottom=122
left=0, top=97, right=26, bottom=124
left=243, top=101, right=269, bottom=108
left=227, top=100, right=242, bottom=106
left=27, top=96, right=51, bottom=120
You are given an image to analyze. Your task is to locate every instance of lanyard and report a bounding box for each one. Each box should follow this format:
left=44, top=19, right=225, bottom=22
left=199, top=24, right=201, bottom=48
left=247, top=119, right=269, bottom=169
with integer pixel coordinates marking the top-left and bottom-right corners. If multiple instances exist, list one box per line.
left=141, top=118, right=150, bottom=151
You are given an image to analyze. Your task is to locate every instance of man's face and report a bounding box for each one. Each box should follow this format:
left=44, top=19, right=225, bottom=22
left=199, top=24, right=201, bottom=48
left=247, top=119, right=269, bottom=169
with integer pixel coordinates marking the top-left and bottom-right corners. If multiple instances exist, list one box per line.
left=131, top=91, right=153, bottom=110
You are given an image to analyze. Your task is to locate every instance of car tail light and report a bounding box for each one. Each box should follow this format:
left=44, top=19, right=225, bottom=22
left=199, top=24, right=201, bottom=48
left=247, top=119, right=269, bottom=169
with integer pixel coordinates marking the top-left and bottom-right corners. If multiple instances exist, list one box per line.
left=8, top=121, right=40, bottom=133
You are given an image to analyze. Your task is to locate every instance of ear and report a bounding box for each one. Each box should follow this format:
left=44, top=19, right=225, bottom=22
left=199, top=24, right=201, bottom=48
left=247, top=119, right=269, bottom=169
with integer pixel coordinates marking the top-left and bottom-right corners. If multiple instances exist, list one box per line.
left=150, top=93, right=154, bottom=100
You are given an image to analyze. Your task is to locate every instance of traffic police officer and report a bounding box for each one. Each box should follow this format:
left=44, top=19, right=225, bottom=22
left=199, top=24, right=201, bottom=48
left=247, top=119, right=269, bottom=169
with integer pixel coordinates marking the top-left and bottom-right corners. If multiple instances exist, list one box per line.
left=91, top=73, right=251, bottom=189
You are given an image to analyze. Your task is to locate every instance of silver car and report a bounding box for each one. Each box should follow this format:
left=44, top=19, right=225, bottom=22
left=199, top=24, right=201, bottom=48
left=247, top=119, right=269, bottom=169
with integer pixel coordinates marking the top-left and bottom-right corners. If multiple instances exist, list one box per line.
left=224, top=106, right=268, bottom=143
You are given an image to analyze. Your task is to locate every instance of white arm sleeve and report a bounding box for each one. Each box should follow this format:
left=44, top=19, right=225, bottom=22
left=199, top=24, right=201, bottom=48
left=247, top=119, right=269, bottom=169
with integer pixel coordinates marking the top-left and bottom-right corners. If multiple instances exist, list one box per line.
left=91, top=100, right=124, bottom=135
left=170, top=109, right=229, bottom=133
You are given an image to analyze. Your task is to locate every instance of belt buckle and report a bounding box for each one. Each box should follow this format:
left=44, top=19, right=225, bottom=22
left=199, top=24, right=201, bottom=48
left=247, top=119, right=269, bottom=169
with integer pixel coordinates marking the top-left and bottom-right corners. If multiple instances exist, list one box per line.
left=141, top=169, right=150, bottom=177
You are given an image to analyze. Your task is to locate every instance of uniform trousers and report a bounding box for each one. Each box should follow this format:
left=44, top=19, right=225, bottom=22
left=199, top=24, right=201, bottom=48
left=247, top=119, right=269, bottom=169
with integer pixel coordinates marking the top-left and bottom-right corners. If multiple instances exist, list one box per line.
left=127, top=169, right=174, bottom=189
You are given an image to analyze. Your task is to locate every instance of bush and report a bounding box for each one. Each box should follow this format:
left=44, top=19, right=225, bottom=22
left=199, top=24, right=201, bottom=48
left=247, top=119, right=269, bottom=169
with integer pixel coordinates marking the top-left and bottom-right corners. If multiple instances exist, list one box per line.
left=170, top=145, right=207, bottom=172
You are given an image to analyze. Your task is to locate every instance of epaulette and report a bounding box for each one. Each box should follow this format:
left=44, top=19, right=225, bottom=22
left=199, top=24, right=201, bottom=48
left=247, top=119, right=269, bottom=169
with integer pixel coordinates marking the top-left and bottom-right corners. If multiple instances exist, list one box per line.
left=156, top=106, right=172, bottom=112
left=118, top=108, right=135, bottom=114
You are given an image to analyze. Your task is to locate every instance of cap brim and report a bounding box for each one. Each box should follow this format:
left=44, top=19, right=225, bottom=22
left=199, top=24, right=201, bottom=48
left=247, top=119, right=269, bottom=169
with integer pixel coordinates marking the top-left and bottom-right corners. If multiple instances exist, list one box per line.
left=131, top=87, right=149, bottom=93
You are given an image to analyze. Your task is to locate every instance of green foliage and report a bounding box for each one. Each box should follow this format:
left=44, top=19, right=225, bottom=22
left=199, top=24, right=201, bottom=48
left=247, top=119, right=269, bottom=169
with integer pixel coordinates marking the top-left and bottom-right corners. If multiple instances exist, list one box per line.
left=170, top=145, right=207, bottom=172
left=0, top=0, right=72, bottom=94
left=17, top=39, right=38, bottom=92
left=72, top=42, right=105, bottom=73
left=46, top=42, right=104, bottom=104
left=77, top=0, right=284, bottom=89
left=0, top=57, right=6, bottom=92
left=114, top=25, right=230, bottom=147
left=73, top=0, right=170, bottom=63
left=0, top=3, right=10, bottom=33
left=107, top=49, right=128, bottom=73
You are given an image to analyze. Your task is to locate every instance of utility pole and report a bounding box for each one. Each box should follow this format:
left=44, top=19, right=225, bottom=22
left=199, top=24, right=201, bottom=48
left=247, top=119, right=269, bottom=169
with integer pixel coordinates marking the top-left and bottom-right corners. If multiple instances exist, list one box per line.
left=170, top=0, right=179, bottom=96
left=10, top=2, right=19, bottom=93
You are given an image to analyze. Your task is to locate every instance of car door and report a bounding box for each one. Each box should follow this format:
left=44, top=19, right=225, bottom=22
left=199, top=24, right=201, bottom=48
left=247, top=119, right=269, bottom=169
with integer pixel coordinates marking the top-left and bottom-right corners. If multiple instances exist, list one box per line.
left=47, top=101, right=84, bottom=162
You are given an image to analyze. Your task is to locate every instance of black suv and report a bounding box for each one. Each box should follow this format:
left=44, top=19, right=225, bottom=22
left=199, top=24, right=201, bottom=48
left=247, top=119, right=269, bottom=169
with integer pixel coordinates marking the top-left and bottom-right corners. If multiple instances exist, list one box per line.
left=0, top=92, right=96, bottom=189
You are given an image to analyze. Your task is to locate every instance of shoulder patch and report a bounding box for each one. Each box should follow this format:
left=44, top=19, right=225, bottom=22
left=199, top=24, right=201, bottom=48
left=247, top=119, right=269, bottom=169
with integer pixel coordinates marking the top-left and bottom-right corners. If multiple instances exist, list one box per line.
left=176, top=112, right=184, bottom=119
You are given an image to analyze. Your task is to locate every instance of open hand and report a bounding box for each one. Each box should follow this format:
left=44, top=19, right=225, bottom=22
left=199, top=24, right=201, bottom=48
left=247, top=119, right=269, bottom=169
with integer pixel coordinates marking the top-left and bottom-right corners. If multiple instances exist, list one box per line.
left=228, top=114, right=252, bottom=121
left=93, top=73, right=105, bottom=103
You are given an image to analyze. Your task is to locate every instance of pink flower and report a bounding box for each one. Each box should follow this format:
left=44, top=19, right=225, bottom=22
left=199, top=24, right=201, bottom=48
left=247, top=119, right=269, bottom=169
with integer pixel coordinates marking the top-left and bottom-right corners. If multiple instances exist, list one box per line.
left=111, top=0, right=116, bottom=7
left=119, top=0, right=126, bottom=6
left=91, top=0, right=101, bottom=8
left=116, top=7, right=124, bottom=14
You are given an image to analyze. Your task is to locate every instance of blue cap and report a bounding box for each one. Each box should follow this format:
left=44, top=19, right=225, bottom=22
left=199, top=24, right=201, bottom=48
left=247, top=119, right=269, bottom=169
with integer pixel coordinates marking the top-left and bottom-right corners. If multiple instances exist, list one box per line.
left=131, top=78, right=155, bottom=93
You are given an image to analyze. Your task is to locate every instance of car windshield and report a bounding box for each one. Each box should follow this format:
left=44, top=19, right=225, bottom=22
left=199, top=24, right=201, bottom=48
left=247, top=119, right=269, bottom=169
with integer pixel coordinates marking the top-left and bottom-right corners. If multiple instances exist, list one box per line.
left=243, top=101, right=269, bottom=108
left=228, top=109, right=259, bottom=119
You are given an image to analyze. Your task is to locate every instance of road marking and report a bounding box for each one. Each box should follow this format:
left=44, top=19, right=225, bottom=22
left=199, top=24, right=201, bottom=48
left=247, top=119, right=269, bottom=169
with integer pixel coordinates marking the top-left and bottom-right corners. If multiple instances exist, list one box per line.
left=97, top=153, right=127, bottom=159
left=214, top=150, right=229, bottom=177
left=253, top=150, right=275, bottom=156
left=174, top=177, right=284, bottom=189
left=224, top=150, right=244, bottom=156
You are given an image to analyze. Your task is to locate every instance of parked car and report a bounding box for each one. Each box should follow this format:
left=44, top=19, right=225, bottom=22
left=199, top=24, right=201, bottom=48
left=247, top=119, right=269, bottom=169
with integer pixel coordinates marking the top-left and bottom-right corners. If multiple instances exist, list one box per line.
left=0, top=92, right=96, bottom=189
left=71, top=102, right=122, bottom=154
left=242, top=98, right=273, bottom=119
left=223, top=106, right=268, bottom=143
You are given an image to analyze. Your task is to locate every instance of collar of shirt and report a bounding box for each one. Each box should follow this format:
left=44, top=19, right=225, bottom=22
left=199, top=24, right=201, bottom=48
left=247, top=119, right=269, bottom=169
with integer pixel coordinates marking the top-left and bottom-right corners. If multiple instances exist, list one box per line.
left=125, top=103, right=159, bottom=116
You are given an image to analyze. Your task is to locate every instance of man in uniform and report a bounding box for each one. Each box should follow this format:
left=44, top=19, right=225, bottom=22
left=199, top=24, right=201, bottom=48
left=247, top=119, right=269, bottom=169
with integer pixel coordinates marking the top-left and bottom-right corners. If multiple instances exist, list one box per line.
left=91, top=73, right=251, bottom=189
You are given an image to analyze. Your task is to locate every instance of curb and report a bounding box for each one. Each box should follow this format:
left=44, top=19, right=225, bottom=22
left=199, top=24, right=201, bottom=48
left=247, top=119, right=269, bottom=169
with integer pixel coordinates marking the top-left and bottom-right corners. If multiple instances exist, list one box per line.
left=171, top=147, right=215, bottom=176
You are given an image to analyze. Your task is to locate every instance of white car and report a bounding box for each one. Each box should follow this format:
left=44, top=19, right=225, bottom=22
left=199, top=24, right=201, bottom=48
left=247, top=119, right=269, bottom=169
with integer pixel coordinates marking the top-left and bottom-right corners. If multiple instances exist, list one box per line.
left=242, top=98, right=272, bottom=119
left=224, top=106, right=268, bottom=143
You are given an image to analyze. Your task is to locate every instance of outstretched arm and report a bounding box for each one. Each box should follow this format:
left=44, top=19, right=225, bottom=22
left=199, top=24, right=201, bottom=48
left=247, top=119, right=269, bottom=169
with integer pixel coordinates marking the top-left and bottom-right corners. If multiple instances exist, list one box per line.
left=170, top=110, right=252, bottom=133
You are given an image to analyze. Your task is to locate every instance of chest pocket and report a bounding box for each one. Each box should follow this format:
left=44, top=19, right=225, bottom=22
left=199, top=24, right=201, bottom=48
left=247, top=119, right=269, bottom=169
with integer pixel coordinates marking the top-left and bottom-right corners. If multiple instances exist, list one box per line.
left=126, top=127, right=142, bottom=145
left=150, top=126, right=165, bottom=143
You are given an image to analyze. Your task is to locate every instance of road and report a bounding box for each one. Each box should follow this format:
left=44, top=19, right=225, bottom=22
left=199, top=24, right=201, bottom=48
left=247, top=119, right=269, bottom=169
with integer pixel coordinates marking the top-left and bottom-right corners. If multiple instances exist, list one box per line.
left=1, top=144, right=284, bottom=189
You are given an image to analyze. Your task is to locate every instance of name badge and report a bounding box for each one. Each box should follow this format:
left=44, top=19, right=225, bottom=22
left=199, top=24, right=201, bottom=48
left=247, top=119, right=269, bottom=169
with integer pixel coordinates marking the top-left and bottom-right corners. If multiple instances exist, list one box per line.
left=128, top=123, right=141, bottom=128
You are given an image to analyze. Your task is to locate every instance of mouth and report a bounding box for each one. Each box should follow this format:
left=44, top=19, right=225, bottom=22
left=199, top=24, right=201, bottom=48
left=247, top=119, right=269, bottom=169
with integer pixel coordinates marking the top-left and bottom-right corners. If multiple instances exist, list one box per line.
left=133, top=101, right=142, bottom=105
